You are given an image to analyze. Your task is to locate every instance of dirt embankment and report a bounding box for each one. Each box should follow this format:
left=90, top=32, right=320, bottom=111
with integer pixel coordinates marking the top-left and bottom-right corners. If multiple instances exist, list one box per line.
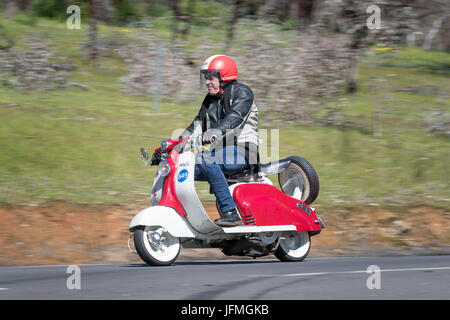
left=0, top=201, right=449, bottom=266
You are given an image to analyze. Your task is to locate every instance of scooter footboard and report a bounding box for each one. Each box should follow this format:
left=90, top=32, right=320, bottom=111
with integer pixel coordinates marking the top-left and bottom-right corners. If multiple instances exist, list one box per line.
left=129, top=206, right=198, bottom=238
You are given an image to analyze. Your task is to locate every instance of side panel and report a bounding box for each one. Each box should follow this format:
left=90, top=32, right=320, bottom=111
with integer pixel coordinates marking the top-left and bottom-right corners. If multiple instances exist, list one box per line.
left=175, top=152, right=221, bottom=234
left=157, top=151, right=187, bottom=217
left=233, top=184, right=322, bottom=232
left=129, top=206, right=198, bottom=238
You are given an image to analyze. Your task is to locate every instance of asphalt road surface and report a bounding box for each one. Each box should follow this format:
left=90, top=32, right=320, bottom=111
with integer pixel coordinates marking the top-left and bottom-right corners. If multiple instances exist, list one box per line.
left=1, top=255, right=449, bottom=300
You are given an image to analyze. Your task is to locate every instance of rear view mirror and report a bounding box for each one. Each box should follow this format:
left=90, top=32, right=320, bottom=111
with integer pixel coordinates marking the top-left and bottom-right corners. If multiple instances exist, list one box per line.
left=140, top=148, right=149, bottom=165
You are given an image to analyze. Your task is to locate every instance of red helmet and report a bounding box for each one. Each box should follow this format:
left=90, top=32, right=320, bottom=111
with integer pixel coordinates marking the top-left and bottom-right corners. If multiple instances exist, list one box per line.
left=200, top=55, right=238, bottom=83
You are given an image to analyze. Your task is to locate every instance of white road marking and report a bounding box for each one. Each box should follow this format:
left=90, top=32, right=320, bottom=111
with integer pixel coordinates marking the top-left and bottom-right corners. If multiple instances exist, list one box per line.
left=0, top=263, right=116, bottom=269
left=0, top=288, right=10, bottom=291
left=252, top=266, right=450, bottom=277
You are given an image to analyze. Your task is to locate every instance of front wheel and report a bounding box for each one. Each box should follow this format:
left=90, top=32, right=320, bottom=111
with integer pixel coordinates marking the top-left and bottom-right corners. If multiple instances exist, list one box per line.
left=134, top=226, right=181, bottom=266
left=274, top=231, right=311, bottom=262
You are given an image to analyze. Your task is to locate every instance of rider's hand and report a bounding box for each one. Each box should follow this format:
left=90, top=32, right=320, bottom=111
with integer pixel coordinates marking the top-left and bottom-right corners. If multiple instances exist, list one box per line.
left=151, top=151, right=161, bottom=165
left=202, top=129, right=220, bottom=144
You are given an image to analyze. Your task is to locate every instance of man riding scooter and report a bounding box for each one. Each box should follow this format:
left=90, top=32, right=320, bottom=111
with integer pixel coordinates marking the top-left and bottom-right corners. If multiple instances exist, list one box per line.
left=132, top=55, right=322, bottom=265
left=179, top=55, right=259, bottom=227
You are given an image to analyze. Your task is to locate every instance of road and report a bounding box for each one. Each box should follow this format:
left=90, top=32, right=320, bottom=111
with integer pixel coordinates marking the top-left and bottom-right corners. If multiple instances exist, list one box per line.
left=1, top=255, right=449, bottom=300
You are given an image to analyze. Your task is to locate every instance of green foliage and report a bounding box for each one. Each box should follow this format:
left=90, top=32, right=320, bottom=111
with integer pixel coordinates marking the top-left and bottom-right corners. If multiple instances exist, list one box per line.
left=11, top=13, right=38, bottom=26
left=30, top=0, right=143, bottom=24
left=113, top=0, right=144, bottom=25
left=384, top=46, right=450, bottom=68
left=180, top=0, right=227, bottom=26
left=148, top=4, right=171, bottom=18
left=31, top=0, right=67, bottom=19
left=279, top=18, right=298, bottom=31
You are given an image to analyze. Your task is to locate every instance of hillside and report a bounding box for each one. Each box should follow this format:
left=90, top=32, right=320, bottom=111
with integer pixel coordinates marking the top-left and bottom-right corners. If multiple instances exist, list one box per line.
left=1, top=16, right=449, bottom=210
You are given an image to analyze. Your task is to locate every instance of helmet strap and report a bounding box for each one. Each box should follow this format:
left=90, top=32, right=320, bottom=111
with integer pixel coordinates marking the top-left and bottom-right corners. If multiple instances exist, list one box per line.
left=216, top=81, right=229, bottom=97
left=219, top=80, right=234, bottom=91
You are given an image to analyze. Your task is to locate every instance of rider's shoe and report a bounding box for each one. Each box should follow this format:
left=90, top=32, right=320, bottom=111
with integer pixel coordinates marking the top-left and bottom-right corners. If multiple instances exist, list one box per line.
left=214, top=208, right=243, bottom=227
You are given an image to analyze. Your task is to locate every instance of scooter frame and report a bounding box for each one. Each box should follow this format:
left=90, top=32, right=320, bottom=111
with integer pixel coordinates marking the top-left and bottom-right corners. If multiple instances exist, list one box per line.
left=129, top=138, right=323, bottom=245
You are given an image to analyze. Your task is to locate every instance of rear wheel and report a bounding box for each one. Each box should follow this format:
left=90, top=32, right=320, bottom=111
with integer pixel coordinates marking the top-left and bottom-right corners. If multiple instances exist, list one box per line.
left=134, top=226, right=180, bottom=266
left=278, top=156, right=319, bottom=205
left=274, top=231, right=311, bottom=262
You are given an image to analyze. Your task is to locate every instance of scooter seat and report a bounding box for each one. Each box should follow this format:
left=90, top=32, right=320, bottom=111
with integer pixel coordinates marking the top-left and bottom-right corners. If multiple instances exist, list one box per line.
left=223, top=157, right=292, bottom=183
left=224, top=165, right=257, bottom=181
left=207, top=165, right=258, bottom=193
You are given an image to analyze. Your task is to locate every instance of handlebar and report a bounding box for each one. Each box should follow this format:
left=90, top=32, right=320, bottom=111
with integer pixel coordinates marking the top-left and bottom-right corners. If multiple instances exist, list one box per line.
left=140, top=134, right=215, bottom=166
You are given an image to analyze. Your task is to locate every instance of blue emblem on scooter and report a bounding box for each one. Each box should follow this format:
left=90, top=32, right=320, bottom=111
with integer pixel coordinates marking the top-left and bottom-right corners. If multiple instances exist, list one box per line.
left=177, top=169, right=189, bottom=183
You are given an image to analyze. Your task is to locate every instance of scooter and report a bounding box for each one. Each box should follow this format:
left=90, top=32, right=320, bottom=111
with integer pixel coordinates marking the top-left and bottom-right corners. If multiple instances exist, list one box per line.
left=128, top=136, right=324, bottom=266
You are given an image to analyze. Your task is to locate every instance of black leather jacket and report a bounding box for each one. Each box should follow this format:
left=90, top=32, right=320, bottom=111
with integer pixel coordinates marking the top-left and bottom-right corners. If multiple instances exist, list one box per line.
left=181, top=81, right=259, bottom=148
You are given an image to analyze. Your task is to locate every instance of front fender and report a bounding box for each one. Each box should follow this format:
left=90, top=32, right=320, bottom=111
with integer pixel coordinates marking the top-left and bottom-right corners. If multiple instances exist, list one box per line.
left=129, top=206, right=198, bottom=238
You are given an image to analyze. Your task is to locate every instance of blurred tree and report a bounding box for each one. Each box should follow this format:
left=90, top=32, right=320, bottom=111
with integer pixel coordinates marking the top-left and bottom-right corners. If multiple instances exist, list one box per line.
left=246, top=0, right=263, bottom=17
left=88, top=0, right=99, bottom=60
left=225, top=0, right=243, bottom=51
left=87, top=0, right=116, bottom=60
left=296, top=0, right=315, bottom=26
left=169, top=0, right=197, bottom=41
left=146, top=0, right=171, bottom=17
left=180, top=0, right=196, bottom=40
left=17, top=0, right=32, bottom=11
left=169, top=0, right=182, bottom=41
left=31, top=0, right=67, bottom=18
left=112, top=0, right=142, bottom=24
left=278, top=0, right=291, bottom=22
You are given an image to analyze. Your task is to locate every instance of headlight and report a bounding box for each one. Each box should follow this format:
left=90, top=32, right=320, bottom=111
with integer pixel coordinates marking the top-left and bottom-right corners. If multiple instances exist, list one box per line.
left=158, top=160, right=171, bottom=177
left=160, top=139, right=171, bottom=152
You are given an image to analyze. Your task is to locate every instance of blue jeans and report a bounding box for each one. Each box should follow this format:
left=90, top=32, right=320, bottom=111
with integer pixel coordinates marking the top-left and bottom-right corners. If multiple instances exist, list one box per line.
left=194, top=146, right=247, bottom=213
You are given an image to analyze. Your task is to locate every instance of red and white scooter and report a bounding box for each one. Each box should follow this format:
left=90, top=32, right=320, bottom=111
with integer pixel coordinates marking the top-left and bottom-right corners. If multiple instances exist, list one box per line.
left=128, top=136, right=324, bottom=266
